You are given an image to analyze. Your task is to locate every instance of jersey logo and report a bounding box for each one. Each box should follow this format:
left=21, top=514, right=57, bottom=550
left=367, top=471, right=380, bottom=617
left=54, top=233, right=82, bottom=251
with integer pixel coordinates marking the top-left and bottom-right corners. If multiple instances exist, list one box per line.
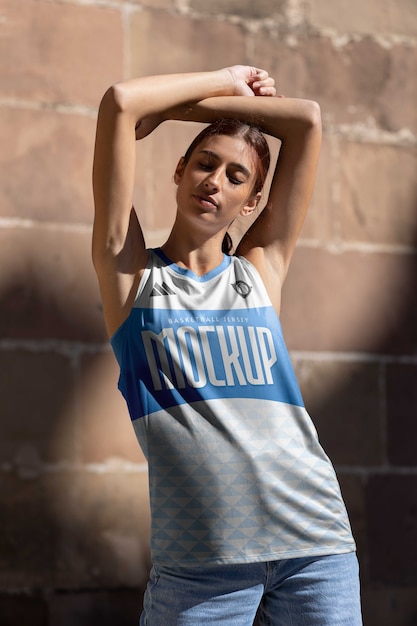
left=232, top=280, right=252, bottom=299
left=150, top=282, right=176, bottom=297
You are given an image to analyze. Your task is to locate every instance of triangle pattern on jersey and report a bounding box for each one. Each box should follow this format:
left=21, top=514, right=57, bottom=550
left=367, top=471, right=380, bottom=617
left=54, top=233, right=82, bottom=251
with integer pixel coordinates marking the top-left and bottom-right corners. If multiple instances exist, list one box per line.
left=144, top=396, right=353, bottom=563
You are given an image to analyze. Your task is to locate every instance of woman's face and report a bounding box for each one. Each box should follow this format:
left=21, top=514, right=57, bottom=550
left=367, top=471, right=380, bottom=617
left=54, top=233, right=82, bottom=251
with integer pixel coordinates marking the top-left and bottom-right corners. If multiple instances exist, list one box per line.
left=174, top=134, right=260, bottom=233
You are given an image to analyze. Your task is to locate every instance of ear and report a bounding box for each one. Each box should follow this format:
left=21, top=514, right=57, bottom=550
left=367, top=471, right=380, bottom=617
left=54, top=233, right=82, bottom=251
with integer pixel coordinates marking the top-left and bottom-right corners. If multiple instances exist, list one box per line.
left=240, top=192, right=261, bottom=217
left=174, top=157, right=186, bottom=185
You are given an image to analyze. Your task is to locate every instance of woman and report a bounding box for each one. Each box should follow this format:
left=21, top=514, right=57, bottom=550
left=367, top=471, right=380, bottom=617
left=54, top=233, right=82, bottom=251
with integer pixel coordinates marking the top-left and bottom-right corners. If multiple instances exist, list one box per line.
left=92, top=65, right=362, bottom=625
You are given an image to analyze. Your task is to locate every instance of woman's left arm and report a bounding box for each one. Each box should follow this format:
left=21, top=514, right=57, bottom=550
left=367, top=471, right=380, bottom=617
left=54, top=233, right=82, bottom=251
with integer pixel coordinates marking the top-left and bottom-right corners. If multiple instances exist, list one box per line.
left=237, top=97, right=322, bottom=288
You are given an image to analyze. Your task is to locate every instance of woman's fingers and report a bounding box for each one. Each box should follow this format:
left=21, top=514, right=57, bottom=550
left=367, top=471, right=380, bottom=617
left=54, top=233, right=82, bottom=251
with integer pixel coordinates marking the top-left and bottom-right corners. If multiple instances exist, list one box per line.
left=226, top=65, right=277, bottom=97
left=258, top=84, right=277, bottom=96
left=250, top=69, right=276, bottom=96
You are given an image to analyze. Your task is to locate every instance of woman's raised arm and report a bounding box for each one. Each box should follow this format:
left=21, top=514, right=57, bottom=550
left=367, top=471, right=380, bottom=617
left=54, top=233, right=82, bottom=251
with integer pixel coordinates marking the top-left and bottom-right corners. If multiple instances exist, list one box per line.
left=92, top=66, right=275, bottom=336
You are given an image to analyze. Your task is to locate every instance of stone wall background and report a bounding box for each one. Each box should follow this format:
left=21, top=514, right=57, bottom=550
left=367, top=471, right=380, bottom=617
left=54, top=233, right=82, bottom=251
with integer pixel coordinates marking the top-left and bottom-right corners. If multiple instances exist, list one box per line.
left=1, top=0, right=416, bottom=624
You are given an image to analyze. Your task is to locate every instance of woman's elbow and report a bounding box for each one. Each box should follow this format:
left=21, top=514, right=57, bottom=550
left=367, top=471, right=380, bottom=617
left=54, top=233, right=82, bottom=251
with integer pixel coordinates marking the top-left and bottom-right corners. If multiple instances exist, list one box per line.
left=99, top=82, right=131, bottom=115
left=304, top=100, right=321, bottom=130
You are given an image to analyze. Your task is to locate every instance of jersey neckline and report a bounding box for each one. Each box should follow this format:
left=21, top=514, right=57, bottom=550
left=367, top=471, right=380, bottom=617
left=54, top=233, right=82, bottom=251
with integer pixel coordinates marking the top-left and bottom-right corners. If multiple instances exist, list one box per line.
left=153, top=247, right=232, bottom=283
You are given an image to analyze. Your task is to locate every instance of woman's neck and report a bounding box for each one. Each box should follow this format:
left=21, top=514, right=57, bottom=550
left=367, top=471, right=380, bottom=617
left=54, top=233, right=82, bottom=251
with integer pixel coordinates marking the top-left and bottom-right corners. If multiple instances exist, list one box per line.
left=161, top=232, right=226, bottom=277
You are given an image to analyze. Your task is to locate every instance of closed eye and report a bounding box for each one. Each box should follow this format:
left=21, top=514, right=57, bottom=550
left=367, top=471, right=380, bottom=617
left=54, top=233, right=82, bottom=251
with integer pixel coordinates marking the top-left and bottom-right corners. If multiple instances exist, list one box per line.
left=197, top=154, right=248, bottom=186
left=199, top=163, right=243, bottom=185
left=228, top=175, right=244, bottom=185
left=198, top=161, right=213, bottom=171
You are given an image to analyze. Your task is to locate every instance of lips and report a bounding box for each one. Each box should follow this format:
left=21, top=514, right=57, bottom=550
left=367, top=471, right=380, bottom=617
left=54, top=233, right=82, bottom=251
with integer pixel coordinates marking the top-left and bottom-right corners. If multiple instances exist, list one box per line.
left=193, top=194, right=218, bottom=208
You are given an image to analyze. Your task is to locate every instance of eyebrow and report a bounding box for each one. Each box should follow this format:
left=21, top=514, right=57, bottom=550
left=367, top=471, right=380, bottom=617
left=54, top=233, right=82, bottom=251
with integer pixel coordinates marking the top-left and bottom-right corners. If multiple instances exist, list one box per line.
left=198, top=149, right=251, bottom=178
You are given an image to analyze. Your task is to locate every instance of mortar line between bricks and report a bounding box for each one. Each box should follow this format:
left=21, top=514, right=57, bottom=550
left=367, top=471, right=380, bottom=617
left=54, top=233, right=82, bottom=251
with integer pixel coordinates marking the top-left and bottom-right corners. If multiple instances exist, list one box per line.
left=0, top=339, right=111, bottom=355
left=122, top=2, right=134, bottom=80
left=32, top=0, right=125, bottom=10
left=1, top=460, right=149, bottom=475
left=0, top=217, right=92, bottom=233
left=0, top=584, right=141, bottom=595
left=0, top=97, right=97, bottom=117
left=290, top=351, right=417, bottom=364
left=297, top=238, right=417, bottom=256
left=378, top=362, right=389, bottom=467
left=296, top=237, right=417, bottom=255
left=335, top=465, right=417, bottom=475
left=324, top=123, right=416, bottom=146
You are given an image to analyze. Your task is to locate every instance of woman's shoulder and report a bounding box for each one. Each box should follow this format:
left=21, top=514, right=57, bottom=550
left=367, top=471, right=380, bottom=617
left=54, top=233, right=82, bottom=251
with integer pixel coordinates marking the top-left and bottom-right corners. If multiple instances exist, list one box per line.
left=233, top=251, right=283, bottom=315
left=231, top=252, right=263, bottom=281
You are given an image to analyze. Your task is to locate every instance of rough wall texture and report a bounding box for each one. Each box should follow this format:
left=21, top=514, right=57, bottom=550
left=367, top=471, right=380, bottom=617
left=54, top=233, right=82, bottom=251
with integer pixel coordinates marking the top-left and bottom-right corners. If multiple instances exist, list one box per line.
left=1, top=0, right=416, bottom=624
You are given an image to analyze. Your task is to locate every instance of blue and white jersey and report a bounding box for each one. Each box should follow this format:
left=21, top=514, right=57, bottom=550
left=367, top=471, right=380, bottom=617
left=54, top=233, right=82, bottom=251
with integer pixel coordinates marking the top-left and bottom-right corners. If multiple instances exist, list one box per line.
left=111, top=248, right=355, bottom=566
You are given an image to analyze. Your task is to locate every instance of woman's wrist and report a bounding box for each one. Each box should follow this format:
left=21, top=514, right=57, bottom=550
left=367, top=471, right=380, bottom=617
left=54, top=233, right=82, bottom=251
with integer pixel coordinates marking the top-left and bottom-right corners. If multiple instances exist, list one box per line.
left=205, top=68, right=235, bottom=97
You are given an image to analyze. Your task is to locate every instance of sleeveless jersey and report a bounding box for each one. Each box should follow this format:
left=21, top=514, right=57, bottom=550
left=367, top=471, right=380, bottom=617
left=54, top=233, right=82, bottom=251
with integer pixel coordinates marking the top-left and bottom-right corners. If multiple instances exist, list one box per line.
left=111, top=248, right=355, bottom=566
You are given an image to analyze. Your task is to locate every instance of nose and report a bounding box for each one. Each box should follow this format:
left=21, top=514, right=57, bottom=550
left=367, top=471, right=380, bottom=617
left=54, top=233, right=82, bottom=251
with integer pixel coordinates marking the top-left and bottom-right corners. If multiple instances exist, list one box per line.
left=204, top=169, right=221, bottom=192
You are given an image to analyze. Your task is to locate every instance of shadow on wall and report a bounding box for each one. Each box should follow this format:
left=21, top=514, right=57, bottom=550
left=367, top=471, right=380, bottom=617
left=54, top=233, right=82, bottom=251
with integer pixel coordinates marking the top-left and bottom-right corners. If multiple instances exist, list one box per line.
left=0, top=229, right=151, bottom=625
left=282, top=203, right=417, bottom=622
left=0, top=201, right=417, bottom=626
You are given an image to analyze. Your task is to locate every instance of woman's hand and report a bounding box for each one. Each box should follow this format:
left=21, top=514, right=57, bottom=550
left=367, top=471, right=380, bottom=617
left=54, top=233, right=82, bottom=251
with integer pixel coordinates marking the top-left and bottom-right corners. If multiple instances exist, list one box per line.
left=226, top=65, right=276, bottom=97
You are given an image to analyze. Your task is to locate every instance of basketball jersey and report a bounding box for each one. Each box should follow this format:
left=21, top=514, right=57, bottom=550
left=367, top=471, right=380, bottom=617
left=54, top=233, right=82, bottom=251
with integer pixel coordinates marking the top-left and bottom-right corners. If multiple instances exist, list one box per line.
left=111, top=248, right=355, bottom=566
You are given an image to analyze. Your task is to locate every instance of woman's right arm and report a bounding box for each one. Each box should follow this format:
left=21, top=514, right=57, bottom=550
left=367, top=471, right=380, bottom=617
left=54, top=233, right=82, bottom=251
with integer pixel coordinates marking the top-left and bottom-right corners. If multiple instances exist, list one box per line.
left=92, top=67, right=274, bottom=337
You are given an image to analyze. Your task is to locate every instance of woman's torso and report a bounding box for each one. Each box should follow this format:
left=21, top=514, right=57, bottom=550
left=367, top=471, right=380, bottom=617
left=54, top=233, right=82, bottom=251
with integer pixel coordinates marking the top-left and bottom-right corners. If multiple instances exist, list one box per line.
left=111, top=248, right=355, bottom=566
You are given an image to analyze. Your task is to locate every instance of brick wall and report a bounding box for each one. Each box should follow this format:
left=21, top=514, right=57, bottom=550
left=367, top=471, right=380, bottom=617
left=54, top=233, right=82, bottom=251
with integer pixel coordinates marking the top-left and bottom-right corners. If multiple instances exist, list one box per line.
left=1, top=1, right=416, bottom=624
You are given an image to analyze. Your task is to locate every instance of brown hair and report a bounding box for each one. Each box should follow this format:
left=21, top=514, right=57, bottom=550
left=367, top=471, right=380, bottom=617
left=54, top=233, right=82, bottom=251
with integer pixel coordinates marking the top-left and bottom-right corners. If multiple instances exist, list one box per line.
left=182, top=119, right=271, bottom=253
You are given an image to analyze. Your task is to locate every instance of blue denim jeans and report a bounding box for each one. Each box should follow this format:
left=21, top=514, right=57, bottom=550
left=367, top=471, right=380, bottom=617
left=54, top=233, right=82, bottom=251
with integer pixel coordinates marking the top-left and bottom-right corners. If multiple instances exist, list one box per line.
left=140, top=551, right=362, bottom=625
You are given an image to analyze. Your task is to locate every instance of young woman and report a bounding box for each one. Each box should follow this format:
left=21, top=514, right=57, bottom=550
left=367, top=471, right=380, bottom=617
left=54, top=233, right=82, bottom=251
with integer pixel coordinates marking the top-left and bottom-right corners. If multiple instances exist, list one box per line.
left=92, top=65, right=362, bottom=625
